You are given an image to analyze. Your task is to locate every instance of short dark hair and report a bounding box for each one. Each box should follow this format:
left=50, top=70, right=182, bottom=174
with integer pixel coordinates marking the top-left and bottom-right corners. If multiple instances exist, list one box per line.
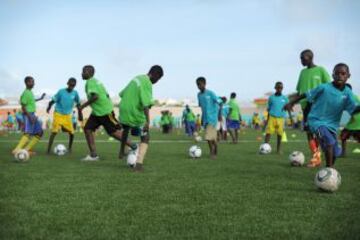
left=301, top=49, right=313, bottom=57
left=221, top=96, right=227, bottom=103
left=196, top=77, right=206, bottom=84
left=68, top=77, right=77, bottom=83
left=333, top=63, right=350, bottom=73
left=24, top=76, right=33, bottom=83
left=149, top=65, right=163, bottom=76
left=83, top=65, right=95, bottom=75
left=275, top=81, right=283, bottom=86
left=230, top=92, right=236, bottom=98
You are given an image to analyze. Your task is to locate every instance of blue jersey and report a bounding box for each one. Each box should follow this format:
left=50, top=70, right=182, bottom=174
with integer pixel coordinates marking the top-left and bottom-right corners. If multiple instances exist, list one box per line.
left=268, top=94, right=289, bottom=118
left=7, top=115, right=14, bottom=123
left=306, top=83, right=358, bottom=133
left=222, top=104, right=230, bottom=118
left=53, top=88, right=80, bottom=115
left=198, top=89, right=220, bottom=127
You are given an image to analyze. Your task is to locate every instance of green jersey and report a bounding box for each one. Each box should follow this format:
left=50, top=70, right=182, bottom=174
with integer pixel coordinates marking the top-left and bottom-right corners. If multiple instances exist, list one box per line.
left=345, top=95, right=360, bottom=130
left=85, top=77, right=113, bottom=116
left=20, top=89, right=36, bottom=113
left=119, top=75, right=153, bottom=127
left=186, top=111, right=196, bottom=122
left=228, top=99, right=240, bottom=121
left=296, top=66, right=331, bottom=109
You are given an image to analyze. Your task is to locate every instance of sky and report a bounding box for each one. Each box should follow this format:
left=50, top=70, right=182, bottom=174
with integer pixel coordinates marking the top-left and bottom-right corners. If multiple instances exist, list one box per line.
left=1, top=0, right=360, bottom=101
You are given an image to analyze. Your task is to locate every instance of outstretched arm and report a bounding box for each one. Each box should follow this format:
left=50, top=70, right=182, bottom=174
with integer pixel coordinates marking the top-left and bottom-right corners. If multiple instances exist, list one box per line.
left=36, top=93, right=46, bottom=101
left=46, top=100, right=55, bottom=113
left=79, top=93, right=98, bottom=111
left=283, top=93, right=306, bottom=112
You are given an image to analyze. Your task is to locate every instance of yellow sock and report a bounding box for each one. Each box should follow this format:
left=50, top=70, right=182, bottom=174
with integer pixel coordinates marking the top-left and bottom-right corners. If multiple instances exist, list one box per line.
left=25, top=136, right=41, bottom=151
left=13, top=134, right=30, bottom=152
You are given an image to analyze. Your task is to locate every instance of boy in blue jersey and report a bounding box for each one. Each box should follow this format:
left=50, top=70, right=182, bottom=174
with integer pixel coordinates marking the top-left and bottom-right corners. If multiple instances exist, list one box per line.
left=196, top=77, right=221, bottom=159
left=217, top=97, right=229, bottom=141
left=46, top=78, right=82, bottom=154
left=264, top=82, right=292, bottom=154
left=285, top=63, right=360, bottom=167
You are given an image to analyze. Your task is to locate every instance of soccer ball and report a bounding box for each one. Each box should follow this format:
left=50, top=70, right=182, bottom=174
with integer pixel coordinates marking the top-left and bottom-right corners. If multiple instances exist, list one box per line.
left=315, top=168, right=341, bottom=192
left=14, top=149, right=30, bottom=162
left=195, top=135, right=202, bottom=142
left=54, top=144, right=67, bottom=156
left=289, top=151, right=305, bottom=166
left=189, top=145, right=202, bottom=158
left=259, top=143, right=271, bottom=154
left=127, top=151, right=137, bottom=167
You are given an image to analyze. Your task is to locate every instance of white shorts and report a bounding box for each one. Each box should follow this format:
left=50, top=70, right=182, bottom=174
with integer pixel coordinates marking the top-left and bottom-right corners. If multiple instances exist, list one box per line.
left=216, top=117, right=227, bottom=131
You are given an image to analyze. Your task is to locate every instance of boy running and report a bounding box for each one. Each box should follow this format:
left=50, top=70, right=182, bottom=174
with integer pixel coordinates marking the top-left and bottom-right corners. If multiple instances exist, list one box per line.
left=46, top=78, right=81, bottom=154
left=296, top=49, right=331, bottom=167
left=12, top=76, right=45, bottom=155
left=118, top=65, right=163, bottom=172
left=196, top=77, right=221, bottom=159
left=78, top=65, right=135, bottom=161
left=285, top=63, right=360, bottom=167
left=227, top=92, right=241, bottom=144
left=264, top=82, right=291, bottom=154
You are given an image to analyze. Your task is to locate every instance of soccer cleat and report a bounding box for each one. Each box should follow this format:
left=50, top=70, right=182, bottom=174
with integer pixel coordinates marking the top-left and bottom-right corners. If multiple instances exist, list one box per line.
left=132, top=163, right=143, bottom=172
left=81, top=155, right=100, bottom=161
left=307, top=150, right=321, bottom=168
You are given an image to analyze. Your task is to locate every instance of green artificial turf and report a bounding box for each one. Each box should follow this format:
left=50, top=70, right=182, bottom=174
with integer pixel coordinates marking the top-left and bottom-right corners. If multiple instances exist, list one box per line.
left=0, top=129, right=359, bottom=239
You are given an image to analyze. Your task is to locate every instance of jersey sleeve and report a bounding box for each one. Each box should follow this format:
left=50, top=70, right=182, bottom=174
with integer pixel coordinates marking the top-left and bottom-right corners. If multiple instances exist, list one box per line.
left=20, top=92, right=28, bottom=105
left=139, top=81, right=152, bottom=107
left=321, top=67, right=331, bottom=83
left=74, top=91, right=80, bottom=105
left=52, top=90, right=60, bottom=102
left=86, top=81, right=99, bottom=96
left=305, top=84, right=325, bottom=103
left=296, top=71, right=303, bottom=93
left=345, top=92, right=358, bottom=114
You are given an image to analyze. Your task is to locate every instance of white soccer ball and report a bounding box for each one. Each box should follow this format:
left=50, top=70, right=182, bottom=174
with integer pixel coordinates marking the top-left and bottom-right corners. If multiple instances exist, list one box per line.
left=127, top=151, right=137, bottom=167
left=189, top=145, right=202, bottom=158
left=54, top=144, right=67, bottom=156
left=259, top=143, right=271, bottom=154
left=14, top=149, right=30, bottom=162
left=289, top=151, right=305, bottom=166
left=315, top=168, right=341, bottom=192
left=195, top=135, right=202, bottom=142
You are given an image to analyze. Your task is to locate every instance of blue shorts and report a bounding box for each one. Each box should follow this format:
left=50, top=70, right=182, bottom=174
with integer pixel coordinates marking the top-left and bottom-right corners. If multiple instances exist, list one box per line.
left=227, top=120, right=240, bottom=130
left=24, top=113, right=43, bottom=135
left=315, top=126, right=341, bottom=158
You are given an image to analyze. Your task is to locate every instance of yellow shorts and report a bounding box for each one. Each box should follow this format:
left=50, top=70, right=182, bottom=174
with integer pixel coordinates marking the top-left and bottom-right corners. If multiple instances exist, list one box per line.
left=52, top=112, right=74, bottom=134
left=266, top=116, right=284, bottom=136
left=205, top=125, right=217, bottom=141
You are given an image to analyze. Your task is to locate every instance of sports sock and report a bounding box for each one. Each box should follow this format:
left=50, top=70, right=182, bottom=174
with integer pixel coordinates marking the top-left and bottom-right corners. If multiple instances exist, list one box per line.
left=308, top=139, right=318, bottom=154
left=25, top=136, right=41, bottom=151
left=13, top=134, right=30, bottom=152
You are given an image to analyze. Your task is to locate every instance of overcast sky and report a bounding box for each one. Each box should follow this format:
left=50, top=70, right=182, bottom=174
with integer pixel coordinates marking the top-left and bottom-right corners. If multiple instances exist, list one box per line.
left=1, top=0, right=359, bottom=101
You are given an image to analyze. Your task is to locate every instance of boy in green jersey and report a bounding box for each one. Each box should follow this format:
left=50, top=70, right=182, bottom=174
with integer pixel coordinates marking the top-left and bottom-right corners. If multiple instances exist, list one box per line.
left=118, top=65, right=164, bottom=172
left=296, top=49, right=331, bottom=167
left=78, top=65, right=135, bottom=161
left=227, top=92, right=241, bottom=144
left=340, top=85, right=360, bottom=157
left=13, top=76, right=46, bottom=155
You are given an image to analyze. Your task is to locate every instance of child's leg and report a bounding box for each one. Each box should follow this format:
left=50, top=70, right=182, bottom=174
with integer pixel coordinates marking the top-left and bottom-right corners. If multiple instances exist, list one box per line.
left=13, top=134, right=30, bottom=153
left=24, top=116, right=43, bottom=152
left=340, top=129, right=349, bottom=157
left=276, top=134, right=282, bottom=154
left=317, top=126, right=338, bottom=167
left=264, top=134, right=271, bottom=143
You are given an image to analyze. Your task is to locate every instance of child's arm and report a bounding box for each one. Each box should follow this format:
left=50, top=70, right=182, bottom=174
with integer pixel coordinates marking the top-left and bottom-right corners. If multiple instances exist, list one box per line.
left=79, top=93, right=98, bottom=111
left=283, top=93, right=306, bottom=112
left=36, top=93, right=46, bottom=101
left=46, top=100, right=55, bottom=113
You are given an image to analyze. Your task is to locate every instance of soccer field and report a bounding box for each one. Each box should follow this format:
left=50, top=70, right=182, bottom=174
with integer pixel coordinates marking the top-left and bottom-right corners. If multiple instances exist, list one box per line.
left=1, top=129, right=360, bottom=239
